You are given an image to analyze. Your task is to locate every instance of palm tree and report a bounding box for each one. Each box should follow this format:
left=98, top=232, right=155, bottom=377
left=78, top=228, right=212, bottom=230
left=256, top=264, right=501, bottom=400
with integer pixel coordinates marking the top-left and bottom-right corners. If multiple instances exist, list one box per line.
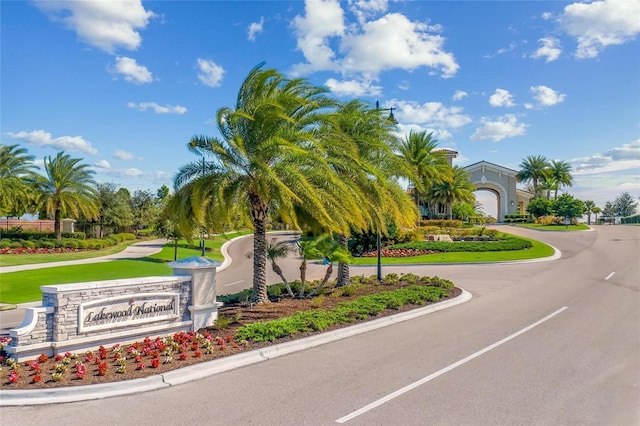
left=428, top=166, right=476, bottom=220
left=173, top=64, right=356, bottom=304
left=516, top=155, right=550, bottom=198
left=319, top=100, right=417, bottom=286
left=548, top=160, right=573, bottom=199
left=397, top=131, right=451, bottom=213
left=36, top=152, right=98, bottom=239
left=583, top=200, right=595, bottom=225
left=307, top=234, right=351, bottom=297
left=266, top=239, right=295, bottom=298
left=592, top=206, right=602, bottom=224
left=0, top=144, right=39, bottom=216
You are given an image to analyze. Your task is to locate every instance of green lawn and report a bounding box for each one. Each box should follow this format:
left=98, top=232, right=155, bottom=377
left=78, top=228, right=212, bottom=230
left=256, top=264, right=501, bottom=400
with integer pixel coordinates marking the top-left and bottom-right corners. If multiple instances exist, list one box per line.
left=515, top=223, right=590, bottom=231
left=0, top=231, right=252, bottom=304
left=350, top=236, right=555, bottom=265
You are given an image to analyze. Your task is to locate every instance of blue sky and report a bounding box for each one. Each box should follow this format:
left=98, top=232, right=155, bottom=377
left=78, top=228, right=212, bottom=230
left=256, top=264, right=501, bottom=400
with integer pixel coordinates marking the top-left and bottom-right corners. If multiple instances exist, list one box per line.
left=2, top=0, right=639, bottom=216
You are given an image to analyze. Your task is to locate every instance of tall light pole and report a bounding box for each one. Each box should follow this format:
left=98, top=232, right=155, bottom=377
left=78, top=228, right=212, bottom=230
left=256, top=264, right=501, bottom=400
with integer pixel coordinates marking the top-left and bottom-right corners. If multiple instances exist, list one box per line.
left=375, top=100, right=398, bottom=282
left=200, top=156, right=206, bottom=257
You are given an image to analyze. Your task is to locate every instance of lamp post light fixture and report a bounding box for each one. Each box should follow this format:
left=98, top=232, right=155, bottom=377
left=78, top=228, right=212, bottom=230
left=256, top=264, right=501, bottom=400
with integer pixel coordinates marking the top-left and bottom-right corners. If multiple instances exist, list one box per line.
left=200, top=156, right=206, bottom=257
left=374, top=100, right=398, bottom=282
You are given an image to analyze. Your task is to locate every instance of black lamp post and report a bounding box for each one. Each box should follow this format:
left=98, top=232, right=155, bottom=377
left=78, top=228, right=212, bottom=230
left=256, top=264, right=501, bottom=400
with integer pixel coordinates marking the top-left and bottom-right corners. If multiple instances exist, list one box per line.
left=200, top=156, right=206, bottom=256
left=374, top=100, right=398, bottom=282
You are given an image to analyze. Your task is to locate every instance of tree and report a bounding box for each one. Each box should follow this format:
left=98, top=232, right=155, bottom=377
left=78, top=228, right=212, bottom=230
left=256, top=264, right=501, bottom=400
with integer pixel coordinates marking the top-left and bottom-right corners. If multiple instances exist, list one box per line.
left=0, top=144, right=39, bottom=217
left=428, top=165, right=475, bottom=220
left=156, top=185, right=170, bottom=204
left=583, top=200, right=595, bottom=225
left=526, top=197, right=553, bottom=218
left=173, top=64, right=356, bottom=304
left=35, top=152, right=98, bottom=239
left=397, top=130, right=451, bottom=217
left=552, top=194, right=586, bottom=222
left=95, top=183, right=134, bottom=237
left=516, top=155, right=550, bottom=198
left=266, top=239, right=296, bottom=298
left=602, top=201, right=616, bottom=223
left=131, top=189, right=159, bottom=234
left=307, top=234, right=350, bottom=297
left=613, top=192, right=638, bottom=217
left=547, top=160, right=573, bottom=199
left=592, top=206, right=602, bottom=224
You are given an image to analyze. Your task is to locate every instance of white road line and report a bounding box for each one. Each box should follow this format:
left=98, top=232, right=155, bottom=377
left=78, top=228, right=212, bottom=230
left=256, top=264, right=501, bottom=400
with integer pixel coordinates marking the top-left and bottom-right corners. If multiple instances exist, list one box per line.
left=604, top=272, right=615, bottom=281
left=335, top=306, right=569, bottom=424
left=224, top=280, right=244, bottom=287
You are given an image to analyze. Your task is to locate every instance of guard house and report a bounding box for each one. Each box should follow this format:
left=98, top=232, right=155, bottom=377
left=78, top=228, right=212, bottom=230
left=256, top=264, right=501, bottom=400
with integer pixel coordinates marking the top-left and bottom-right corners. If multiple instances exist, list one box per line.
left=463, top=161, right=534, bottom=222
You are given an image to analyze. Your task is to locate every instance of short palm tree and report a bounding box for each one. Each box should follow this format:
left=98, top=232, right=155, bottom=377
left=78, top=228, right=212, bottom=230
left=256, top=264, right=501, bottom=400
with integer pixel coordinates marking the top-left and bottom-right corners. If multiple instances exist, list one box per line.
left=173, top=64, right=356, bottom=304
left=36, top=152, right=99, bottom=239
left=516, top=155, right=550, bottom=198
left=592, top=206, right=602, bottom=224
left=0, top=144, right=39, bottom=216
left=266, top=239, right=295, bottom=298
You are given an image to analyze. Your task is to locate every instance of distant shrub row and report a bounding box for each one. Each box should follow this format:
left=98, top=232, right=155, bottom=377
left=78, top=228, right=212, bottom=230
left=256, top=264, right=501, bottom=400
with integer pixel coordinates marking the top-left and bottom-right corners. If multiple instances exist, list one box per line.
left=503, top=214, right=531, bottom=223
left=0, top=230, right=87, bottom=240
left=390, top=235, right=532, bottom=252
left=0, top=233, right=136, bottom=251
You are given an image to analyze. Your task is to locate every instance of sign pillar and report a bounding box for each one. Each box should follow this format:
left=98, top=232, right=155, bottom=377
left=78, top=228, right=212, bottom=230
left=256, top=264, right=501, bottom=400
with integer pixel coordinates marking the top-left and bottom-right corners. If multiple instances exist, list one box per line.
left=168, top=256, right=222, bottom=331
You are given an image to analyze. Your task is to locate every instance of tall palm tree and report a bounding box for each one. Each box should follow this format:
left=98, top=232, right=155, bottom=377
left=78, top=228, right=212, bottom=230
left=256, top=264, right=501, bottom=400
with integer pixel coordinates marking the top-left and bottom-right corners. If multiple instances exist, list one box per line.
left=397, top=131, right=451, bottom=206
left=516, top=155, right=550, bottom=198
left=583, top=200, right=595, bottom=225
left=319, top=100, right=417, bottom=286
left=428, top=165, right=476, bottom=220
left=548, top=160, right=573, bottom=199
left=173, top=64, right=357, bottom=304
left=0, top=144, right=39, bottom=216
left=592, top=206, right=602, bottom=224
left=36, top=152, right=98, bottom=239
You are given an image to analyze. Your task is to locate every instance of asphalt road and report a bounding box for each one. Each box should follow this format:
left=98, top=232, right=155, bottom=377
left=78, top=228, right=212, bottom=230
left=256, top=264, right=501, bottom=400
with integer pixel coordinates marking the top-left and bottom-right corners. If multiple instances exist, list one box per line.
left=2, top=225, right=639, bottom=425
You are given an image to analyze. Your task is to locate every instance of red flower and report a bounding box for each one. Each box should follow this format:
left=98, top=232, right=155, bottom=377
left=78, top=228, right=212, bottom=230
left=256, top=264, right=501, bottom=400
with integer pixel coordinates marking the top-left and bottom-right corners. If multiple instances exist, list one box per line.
left=32, top=375, right=42, bottom=383
left=178, top=353, right=188, bottom=361
left=136, top=363, right=147, bottom=370
left=8, top=370, right=19, bottom=384
left=193, top=350, right=202, bottom=358
left=150, top=358, right=160, bottom=368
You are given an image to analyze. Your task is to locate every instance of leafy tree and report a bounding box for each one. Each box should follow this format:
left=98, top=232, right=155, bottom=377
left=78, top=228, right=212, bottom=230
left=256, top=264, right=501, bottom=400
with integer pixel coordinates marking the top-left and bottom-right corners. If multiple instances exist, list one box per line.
left=583, top=200, right=595, bottom=225
left=131, top=189, right=159, bottom=234
left=516, top=155, right=550, bottom=198
left=428, top=165, right=475, bottom=220
left=613, top=192, right=638, bottom=217
left=156, top=185, right=170, bottom=206
left=35, top=152, right=98, bottom=239
left=173, top=64, right=355, bottom=304
left=526, top=197, right=553, bottom=218
left=0, top=144, right=39, bottom=217
left=95, top=183, right=134, bottom=236
left=552, top=194, right=586, bottom=222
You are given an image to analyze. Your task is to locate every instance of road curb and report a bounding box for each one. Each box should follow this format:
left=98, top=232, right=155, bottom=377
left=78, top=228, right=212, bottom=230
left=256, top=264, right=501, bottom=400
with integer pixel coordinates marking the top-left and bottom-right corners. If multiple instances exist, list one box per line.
left=0, top=288, right=471, bottom=406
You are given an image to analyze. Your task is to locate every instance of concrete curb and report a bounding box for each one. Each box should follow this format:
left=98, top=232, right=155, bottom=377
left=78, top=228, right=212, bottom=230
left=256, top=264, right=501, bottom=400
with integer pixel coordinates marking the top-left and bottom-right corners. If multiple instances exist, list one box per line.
left=0, top=288, right=471, bottom=406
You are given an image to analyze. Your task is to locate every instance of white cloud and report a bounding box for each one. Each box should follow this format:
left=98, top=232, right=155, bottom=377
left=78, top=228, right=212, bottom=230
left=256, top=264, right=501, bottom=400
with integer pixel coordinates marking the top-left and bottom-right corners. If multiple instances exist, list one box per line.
left=570, top=140, right=640, bottom=175
left=471, top=114, right=527, bottom=141
left=396, top=124, right=452, bottom=141
left=531, top=37, right=562, bottom=62
left=452, top=90, right=468, bottom=101
left=489, top=89, right=516, bottom=107
left=324, top=77, right=382, bottom=97
left=248, top=17, right=264, bottom=41
left=127, top=101, right=187, bottom=114
left=197, top=58, right=225, bottom=87
left=348, top=0, right=389, bottom=24
left=94, top=159, right=111, bottom=168
left=113, top=150, right=142, bottom=161
left=393, top=100, right=472, bottom=138
left=530, top=85, right=566, bottom=106
left=111, top=56, right=153, bottom=84
left=292, top=1, right=458, bottom=78
left=34, top=0, right=155, bottom=54
left=558, top=0, right=640, bottom=59
left=4, top=130, right=98, bottom=155
left=92, top=159, right=145, bottom=178
left=484, top=42, right=518, bottom=58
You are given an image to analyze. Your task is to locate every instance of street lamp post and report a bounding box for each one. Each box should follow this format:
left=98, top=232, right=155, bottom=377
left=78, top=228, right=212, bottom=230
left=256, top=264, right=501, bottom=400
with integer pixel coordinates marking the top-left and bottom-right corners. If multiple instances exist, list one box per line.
left=374, top=100, right=398, bottom=282
left=200, top=156, right=206, bottom=257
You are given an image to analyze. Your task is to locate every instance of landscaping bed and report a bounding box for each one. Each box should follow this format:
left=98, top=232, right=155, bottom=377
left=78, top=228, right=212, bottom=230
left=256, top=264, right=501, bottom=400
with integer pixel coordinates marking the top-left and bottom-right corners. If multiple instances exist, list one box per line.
left=0, top=274, right=459, bottom=389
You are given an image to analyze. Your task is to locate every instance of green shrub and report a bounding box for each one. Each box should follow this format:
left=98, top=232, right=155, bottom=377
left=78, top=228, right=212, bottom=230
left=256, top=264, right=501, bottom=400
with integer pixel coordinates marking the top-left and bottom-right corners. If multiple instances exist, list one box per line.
left=62, top=239, right=78, bottom=249
left=9, top=241, right=22, bottom=249
left=419, top=219, right=463, bottom=228
left=137, top=228, right=153, bottom=237
left=62, top=232, right=86, bottom=240
left=76, top=240, right=88, bottom=249
left=40, top=240, right=55, bottom=249
left=389, top=235, right=532, bottom=252
left=22, top=240, right=36, bottom=249
left=114, top=233, right=136, bottom=241
left=0, top=239, right=13, bottom=248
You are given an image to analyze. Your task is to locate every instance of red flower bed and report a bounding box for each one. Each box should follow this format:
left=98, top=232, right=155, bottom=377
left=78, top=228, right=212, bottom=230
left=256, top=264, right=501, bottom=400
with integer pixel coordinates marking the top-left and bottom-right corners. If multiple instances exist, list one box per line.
left=361, top=248, right=440, bottom=257
left=0, top=247, right=88, bottom=255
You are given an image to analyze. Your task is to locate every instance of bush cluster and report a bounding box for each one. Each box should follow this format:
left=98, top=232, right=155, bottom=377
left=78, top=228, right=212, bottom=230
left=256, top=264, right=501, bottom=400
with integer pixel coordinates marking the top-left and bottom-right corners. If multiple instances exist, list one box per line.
left=0, top=232, right=137, bottom=252
left=503, top=214, right=530, bottom=223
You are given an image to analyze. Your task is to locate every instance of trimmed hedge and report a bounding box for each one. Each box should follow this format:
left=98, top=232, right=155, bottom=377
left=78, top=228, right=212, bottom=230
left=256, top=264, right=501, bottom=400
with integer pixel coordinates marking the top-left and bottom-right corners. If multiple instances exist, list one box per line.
left=503, top=214, right=530, bottom=223
left=390, top=235, right=532, bottom=252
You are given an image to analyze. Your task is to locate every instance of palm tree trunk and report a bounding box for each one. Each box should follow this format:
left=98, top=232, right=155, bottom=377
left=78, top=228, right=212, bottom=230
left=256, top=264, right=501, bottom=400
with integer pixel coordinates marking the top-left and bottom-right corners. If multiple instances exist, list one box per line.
left=309, top=263, right=333, bottom=297
left=250, top=193, right=269, bottom=304
left=54, top=207, right=62, bottom=239
left=299, top=258, right=307, bottom=298
left=336, top=234, right=350, bottom=287
left=272, top=263, right=295, bottom=298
